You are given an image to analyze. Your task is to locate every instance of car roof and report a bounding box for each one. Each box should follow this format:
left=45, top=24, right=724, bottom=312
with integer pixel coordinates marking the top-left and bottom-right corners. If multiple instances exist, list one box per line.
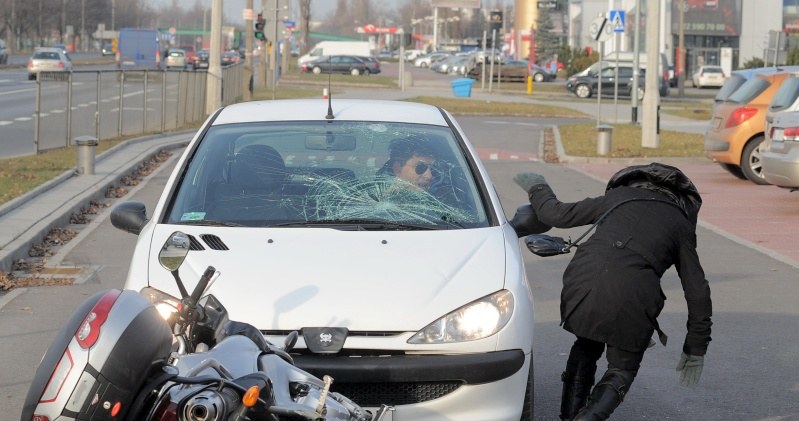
left=213, top=99, right=448, bottom=126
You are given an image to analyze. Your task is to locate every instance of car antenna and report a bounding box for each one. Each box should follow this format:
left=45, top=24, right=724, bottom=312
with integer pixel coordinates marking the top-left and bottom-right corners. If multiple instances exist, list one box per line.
left=325, top=56, right=335, bottom=120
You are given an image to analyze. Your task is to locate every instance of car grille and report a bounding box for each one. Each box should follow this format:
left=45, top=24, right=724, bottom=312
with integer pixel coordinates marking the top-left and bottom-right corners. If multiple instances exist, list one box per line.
left=331, top=381, right=462, bottom=406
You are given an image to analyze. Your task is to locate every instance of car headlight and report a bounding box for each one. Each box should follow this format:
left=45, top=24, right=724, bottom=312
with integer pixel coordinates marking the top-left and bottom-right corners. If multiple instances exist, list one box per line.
left=408, top=290, right=514, bottom=344
left=140, top=287, right=180, bottom=323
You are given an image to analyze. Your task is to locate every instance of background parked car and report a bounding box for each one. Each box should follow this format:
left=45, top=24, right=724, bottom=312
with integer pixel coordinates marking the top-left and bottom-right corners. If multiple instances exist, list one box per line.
left=761, top=74, right=799, bottom=188
left=179, top=44, right=197, bottom=69
left=704, top=71, right=797, bottom=184
left=165, top=48, right=188, bottom=69
left=566, top=65, right=646, bottom=100
left=468, top=60, right=554, bottom=83
left=301, top=55, right=368, bottom=76
left=413, top=52, right=451, bottom=68
left=355, top=56, right=381, bottom=74
left=101, top=40, right=114, bottom=56
left=473, top=48, right=505, bottom=64
left=448, top=55, right=475, bottom=76
left=196, top=49, right=210, bottom=69
left=714, top=66, right=799, bottom=110
left=221, top=50, right=240, bottom=66
left=692, top=65, right=726, bottom=88
left=0, top=39, right=7, bottom=64
left=27, top=47, right=73, bottom=80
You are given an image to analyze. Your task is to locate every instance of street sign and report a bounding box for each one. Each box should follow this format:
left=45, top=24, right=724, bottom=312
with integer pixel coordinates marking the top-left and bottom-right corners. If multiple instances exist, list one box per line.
left=243, top=8, right=255, bottom=21
left=589, top=16, right=612, bottom=42
left=609, top=10, right=625, bottom=33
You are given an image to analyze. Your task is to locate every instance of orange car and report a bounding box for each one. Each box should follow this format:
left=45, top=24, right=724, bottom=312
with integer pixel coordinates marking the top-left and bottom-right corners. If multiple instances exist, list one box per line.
left=704, top=71, right=797, bottom=184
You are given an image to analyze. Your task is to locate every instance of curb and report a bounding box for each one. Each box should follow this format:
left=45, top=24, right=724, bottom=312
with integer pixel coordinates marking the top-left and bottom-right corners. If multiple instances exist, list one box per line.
left=0, top=132, right=193, bottom=273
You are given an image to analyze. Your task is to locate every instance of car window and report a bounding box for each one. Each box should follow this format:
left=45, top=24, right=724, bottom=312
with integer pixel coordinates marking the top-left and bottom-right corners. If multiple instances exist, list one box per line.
left=33, top=52, right=60, bottom=60
left=165, top=121, right=489, bottom=229
left=703, top=67, right=723, bottom=74
left=617, top=67, right=633, bottom=78
left=769, top=77, right=799, bottom=111
left=727, top=76, right=770, bottom=104
left=715, top=74, right=747, bottom=103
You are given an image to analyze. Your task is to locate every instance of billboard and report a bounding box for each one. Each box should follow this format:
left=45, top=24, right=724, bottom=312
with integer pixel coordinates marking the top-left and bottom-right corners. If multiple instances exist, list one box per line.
left=431, top=0, right=481, bottom=8
left=671, top=0, right=742, bottom=36
left=785, top=0, right=799, bottom=33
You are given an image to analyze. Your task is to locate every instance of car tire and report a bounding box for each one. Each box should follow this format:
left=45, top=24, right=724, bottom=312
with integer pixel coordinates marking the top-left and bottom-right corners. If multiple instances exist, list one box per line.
left=741, top=135, right=771, bottom=185
left=28, top=73, right=35, bottom=81
left=520, top=357, right=534, bottom=421
left=312, top=66, right=322, bottom=74
left=351, top=68, right=360, bottom=76
left=533, top=72, right=544, bottom=83
left=721, top=163, right=747, bottom=180
left=363, top=69, right=371, bottom=76
left=635, top=86, right=645, bottom=101
left=575, top=84, right=592, bottom=99
left=421, top=62, right=429, bottom=68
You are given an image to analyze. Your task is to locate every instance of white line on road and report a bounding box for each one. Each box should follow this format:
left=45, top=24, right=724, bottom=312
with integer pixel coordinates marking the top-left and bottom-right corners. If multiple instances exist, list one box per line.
left=14, top=117, right=31, bottom=122
left=0, top=121, right=12, bottom=126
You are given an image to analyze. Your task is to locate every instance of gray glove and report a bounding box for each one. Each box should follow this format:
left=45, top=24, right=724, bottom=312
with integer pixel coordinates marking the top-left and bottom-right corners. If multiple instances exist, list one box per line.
left=675, top=352, right=704, bottom=387
left=513, top=172, right=548, bottom=193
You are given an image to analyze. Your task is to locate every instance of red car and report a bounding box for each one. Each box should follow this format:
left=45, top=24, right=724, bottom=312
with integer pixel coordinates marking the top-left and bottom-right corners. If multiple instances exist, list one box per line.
left=179, top=45, right=198, bottom=69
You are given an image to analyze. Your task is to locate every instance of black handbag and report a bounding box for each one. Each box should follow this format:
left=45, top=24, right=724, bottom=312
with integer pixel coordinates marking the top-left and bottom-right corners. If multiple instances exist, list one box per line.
left=524, top=234, right=572, bottom=257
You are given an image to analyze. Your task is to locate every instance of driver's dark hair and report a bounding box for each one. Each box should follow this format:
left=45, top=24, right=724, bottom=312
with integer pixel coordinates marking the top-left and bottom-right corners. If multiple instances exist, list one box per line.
left=388, top=134, right=437, bottom=165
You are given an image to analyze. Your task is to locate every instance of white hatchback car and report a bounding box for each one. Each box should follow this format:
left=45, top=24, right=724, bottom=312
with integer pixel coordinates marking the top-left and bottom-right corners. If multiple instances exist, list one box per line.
left=112, top=99, right=539, bottom=420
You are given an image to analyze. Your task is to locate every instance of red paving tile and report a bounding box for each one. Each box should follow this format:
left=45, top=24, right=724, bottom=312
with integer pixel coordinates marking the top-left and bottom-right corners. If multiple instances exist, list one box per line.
left=568, top=160, right=799, bottom=267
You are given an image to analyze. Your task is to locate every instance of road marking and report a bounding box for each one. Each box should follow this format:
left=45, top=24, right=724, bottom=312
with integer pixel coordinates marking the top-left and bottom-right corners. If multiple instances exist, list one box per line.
left=15, top=116, right=31, bottom=121
left=0, top=121, right=12, bottom=126
left=484, top=120, right=544, bottom=127
left=489, top=153, right=499, bottom=160
left=40, top=113, right=49, bottom=117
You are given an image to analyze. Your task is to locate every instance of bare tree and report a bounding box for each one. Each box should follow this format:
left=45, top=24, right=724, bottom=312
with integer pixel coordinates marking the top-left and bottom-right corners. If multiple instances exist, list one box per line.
left=299, top=0, right=312, bottom=55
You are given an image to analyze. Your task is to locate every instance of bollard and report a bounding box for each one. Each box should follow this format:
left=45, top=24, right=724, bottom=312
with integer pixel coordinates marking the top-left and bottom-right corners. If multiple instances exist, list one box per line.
left=75, top=135, right=99, bottom=175
left=596, top=125, right=613, bottom=156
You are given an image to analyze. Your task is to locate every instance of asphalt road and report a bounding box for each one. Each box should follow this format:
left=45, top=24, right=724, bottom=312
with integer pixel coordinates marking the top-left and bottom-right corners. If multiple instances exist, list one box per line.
left=2, top=118, right=797, bottom=420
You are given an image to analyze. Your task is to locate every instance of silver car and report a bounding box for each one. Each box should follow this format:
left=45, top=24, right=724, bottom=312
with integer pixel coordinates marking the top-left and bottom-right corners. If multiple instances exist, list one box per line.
left=166, top=48, right=188, bottom=69
left=27, top=47, right=73, bottom=80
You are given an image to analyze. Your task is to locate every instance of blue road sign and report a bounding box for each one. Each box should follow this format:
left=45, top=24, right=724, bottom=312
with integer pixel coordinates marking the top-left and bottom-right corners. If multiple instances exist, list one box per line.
left=609, top=10, right=625, bottom=33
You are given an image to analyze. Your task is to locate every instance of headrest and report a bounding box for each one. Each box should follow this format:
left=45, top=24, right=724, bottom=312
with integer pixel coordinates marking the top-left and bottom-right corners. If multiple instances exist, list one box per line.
left=231, top=144, right=286, bottom=190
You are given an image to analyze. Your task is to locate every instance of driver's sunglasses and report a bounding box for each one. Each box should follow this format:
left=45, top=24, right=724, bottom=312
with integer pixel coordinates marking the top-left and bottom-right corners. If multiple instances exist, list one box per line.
left=414, top=161, right=433, bottom=175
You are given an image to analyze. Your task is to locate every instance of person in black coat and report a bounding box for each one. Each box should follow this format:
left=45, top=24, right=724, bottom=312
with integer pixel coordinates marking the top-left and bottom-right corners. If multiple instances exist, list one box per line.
left=513, top=163, right=712, bottom=421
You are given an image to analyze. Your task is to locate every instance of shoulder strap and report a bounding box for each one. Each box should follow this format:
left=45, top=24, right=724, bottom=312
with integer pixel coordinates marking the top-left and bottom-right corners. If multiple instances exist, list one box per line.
left=563, top=197, right=684, bottom=252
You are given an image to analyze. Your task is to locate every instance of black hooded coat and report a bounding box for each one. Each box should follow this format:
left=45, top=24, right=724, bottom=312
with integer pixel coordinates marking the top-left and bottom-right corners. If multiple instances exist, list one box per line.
left=527, top=163, right=712, bottom=355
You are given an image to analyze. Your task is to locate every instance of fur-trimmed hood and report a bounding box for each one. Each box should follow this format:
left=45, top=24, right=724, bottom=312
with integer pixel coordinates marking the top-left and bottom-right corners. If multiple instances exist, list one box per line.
left=606, top=163, right=702, bottom=224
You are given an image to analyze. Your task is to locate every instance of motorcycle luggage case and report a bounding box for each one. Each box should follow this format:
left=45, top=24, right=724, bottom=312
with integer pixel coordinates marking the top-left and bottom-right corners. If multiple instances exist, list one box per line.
left=21, top=289, right=172, bottom=421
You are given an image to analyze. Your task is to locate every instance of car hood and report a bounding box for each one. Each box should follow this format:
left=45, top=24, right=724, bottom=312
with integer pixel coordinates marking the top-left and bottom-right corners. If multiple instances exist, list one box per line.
left=146, top=225, right=509, bottom=332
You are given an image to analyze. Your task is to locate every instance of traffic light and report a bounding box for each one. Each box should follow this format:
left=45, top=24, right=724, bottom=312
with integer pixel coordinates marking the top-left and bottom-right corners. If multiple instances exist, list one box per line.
left=255, top=13, right=265, bottom=41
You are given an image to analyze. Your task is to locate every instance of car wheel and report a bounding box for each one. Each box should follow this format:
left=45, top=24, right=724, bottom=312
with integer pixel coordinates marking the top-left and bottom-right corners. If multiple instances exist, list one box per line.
left=741, top=135, right=771, bottom=185
left=350, top=68, right=360, bottom=76
left=28, top=73, right=35, bottom=81
left=575, top=84, right=592, bottom=99
left=421, top=62, right=429, bottom=68
left=312, top=66, right=322, bottom=74
left=636, top=86, right=645, bottom=101
left=721, top=163, right=747, bottom=180
left=363, top=69, right=371, bottom=76
left=533, top=72, right=544, bottom=83
left=520, top=357, right=534, bottom=420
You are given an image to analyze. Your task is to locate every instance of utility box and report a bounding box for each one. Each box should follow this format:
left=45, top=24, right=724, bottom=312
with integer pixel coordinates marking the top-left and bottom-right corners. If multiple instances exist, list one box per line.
left=75, top=135, right=99, bottom=175
left=597, top=125, right=613, bottom=156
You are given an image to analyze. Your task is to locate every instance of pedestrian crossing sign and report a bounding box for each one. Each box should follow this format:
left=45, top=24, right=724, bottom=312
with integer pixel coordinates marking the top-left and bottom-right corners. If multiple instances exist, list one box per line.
left=609, top=10, right=625, bottom=33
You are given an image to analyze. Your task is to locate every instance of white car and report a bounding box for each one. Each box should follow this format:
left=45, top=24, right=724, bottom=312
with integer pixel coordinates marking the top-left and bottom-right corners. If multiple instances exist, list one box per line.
left=692, top=65, right=725, bottom=88
left=111, top=99, right=537, bottom=420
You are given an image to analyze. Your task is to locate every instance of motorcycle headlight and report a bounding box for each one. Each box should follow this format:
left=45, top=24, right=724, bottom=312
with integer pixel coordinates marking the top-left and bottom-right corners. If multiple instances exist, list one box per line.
left=141, top=287, right=180, bottom=322
left=408, top=290, right=514, bottom=344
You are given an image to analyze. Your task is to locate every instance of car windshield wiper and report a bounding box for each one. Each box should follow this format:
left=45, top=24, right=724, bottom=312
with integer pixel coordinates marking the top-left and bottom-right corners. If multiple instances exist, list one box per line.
left=271, top=219, right=440, bottom=230
left=176, top=219, right=244, bottom=227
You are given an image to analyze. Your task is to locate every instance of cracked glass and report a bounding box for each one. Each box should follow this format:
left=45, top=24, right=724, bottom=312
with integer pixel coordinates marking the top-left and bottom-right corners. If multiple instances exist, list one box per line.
left=165, top=121, right=489, bottom=230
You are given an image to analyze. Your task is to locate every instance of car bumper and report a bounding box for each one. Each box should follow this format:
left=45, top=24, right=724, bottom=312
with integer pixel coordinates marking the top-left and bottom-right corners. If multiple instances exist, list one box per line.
left=294, top=350, right=528, bottom=420
left=762, top=143, right=799, bottom=188
left=704, top=122, right=754, bottom=165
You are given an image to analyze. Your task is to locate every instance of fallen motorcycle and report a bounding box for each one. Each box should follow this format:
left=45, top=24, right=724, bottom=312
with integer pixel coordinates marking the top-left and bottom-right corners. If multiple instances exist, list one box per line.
left=21, top=231, right=392, bottom=421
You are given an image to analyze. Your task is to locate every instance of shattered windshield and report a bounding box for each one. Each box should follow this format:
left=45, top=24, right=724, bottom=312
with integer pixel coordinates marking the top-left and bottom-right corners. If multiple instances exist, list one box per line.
left=164, top=121, right=490, bottom=230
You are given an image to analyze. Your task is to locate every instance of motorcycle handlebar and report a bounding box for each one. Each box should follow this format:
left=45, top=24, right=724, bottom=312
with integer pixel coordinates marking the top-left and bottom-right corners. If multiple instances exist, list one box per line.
left=189, top=266, right=216, bottom=307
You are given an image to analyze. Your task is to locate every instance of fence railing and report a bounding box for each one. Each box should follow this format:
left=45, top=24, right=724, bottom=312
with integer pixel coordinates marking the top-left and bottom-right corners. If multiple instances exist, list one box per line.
left=33, top=62, right=244, bottom=153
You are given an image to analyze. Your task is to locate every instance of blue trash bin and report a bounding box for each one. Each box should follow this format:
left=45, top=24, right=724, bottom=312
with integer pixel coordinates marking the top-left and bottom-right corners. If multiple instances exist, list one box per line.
left=451, top=78, right=475, bottom=97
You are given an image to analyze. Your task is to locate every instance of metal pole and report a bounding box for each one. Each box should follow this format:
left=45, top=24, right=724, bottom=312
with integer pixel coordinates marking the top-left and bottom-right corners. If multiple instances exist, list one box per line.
left=481, top=31, right=486, bottom=90
left=597, top=41, right=603, bottom=127
left=433, top=7, right=439, bottom=51
left=143, top=70, right=148, bottom=133
left=244, top=0, right=253, bottom=101
left=206, top=0, right=222, bottom=114
left=642, top=0, right=661, bottom=148
left=677, top=0, right=685, bottom=96
left=161, top=70, right=167, bottom=132
left=631, top=0, right=641, bottom=123
left=118, top=72, right=124, bottom=137
left=271, top=0, right=279, bottom=100
left=260, top=0, right=267, bottom=87
left=95, top=71, right=101, bottom=139
left=34, top=75, right=41, bottom=154
left=614, top=34, right=619, bottom=123
left=67, top=72, right=73, bottom=147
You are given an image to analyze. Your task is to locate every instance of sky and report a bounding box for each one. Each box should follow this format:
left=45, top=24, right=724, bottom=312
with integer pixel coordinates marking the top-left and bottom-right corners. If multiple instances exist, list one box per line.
left=148, top=0, right=515, bottom=26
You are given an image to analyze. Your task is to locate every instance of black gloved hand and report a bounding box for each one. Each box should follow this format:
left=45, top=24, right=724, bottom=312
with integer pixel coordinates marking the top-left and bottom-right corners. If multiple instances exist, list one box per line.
left=675, top=352, right=704, bottom=387
left=513, top=172, right=548, bottom=193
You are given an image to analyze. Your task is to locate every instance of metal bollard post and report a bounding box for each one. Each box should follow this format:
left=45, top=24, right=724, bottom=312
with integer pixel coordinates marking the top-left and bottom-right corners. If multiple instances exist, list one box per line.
left=75, top=135, right=99, bottom=175
left=596, top=125, right=613, bottom=156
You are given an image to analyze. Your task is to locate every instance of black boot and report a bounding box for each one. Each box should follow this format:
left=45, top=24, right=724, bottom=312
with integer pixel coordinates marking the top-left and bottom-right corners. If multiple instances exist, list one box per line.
left=572, top=368, right=635, bottom=421
left=559, top=371, right=595, bottom=421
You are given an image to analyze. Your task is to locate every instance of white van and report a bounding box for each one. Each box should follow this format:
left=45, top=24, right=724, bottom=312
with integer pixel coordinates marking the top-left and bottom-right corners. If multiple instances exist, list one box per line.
left=298, top=41, right=371, bottom=65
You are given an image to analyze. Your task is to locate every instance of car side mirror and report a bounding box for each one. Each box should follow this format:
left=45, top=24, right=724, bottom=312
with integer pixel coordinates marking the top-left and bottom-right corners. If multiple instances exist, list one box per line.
left=509, top=204, right=551, bottom=238
left=111, top=201, right=149, bottom=235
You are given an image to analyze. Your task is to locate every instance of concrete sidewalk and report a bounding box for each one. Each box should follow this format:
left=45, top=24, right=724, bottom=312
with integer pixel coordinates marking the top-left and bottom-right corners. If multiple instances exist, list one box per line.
left=0, top=131, right=193, bottom=272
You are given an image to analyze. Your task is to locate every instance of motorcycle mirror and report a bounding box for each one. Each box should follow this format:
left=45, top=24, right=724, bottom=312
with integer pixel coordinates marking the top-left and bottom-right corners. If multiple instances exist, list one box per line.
left=159, top=231, right=191, bottom=272
left=284, top=330, right=298, bottom=352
